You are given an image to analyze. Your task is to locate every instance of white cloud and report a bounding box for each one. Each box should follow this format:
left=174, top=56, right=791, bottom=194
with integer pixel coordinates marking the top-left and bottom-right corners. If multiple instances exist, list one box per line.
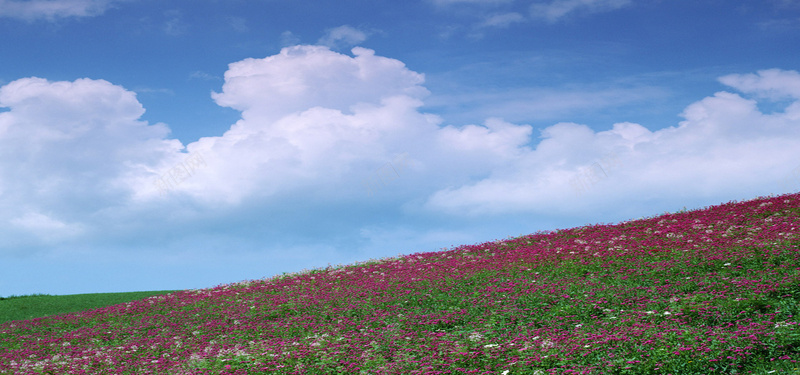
left=0, top=0, right=119, bottom=21
left=437, top=117, right=532, bottom=160
left=10, top=211, right=85, bottom=242
left=530, top=0, right=632, bottom=23
left=210, top=46, right=428, bottom=124
left=2, top=45, right=799, bottom=265
left=718, top=69, right=800, bottom=100
left=423, top=71, right=800, bottom=215
left=317, top=25, right=368, bottom=49
left=182, top=46, right=439, bottom=204
left=0, top=77, right=182, bottom=249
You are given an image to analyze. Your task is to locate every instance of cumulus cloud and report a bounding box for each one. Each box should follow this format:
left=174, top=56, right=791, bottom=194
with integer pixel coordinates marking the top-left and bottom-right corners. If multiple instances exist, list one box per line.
left=423, top=70, right=800, bottom=215
left=128, top=45, right=537, bottom=214
left=210, top=46, right=428, bottom=123
left=193, top=49, right=800, bottom=219
left=317, top=25, right=368, bottom=49
left=530, top=0, right=632, bottom=22
left=2, top=44, right=799, bottom=260
left=183, top=46, right=440, bottom=204
left=0, top=0, right=119, bottom=21
left=0, top=77, right=182, bottom=249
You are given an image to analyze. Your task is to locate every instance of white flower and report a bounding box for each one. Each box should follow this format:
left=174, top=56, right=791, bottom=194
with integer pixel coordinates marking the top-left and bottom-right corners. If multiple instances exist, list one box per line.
left=468, top=332, right=484, bottom=341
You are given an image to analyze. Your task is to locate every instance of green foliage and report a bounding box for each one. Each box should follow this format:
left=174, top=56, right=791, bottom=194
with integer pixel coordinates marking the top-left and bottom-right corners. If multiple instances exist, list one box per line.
left=0, top=290, right=179, bottom=324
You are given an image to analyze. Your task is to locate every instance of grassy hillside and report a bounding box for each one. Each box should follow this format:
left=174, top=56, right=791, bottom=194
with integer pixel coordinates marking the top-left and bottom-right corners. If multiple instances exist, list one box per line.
left=0, top=291, right=180, bottom=325
left=1, top=193, right=799, bottom=374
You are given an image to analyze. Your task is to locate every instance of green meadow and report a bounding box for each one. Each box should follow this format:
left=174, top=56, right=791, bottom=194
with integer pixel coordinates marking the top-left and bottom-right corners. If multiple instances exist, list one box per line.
left=0, top=291, right=178, bottom=325
left=1, top=193, right=799, bottom=374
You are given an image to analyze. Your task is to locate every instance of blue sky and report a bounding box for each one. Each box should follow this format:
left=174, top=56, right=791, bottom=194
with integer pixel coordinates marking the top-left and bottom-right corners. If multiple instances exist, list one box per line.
left=2, top=0, right=800, bottom=296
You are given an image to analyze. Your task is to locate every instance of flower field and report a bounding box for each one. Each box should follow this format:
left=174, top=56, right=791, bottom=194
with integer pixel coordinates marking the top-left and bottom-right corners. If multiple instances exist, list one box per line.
left=1, top=193, right=799, bottom=374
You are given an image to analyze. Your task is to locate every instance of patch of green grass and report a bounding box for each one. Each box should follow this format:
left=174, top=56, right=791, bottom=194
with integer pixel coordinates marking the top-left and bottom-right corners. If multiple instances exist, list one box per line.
left=0, top=290, right=180, bottom=324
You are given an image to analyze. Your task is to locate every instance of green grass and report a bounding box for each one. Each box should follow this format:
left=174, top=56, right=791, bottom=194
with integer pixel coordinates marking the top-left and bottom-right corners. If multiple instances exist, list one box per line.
left=0, top=290, right=180, bottom=324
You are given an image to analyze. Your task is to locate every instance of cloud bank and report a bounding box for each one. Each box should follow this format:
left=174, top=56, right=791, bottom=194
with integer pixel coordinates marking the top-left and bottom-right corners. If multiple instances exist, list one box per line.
left=1, top=46, right=799, bottom=258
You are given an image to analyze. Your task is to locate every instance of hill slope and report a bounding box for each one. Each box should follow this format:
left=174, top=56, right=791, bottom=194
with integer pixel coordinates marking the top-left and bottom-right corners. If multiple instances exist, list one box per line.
left=1, top=193, right=799, bottom=374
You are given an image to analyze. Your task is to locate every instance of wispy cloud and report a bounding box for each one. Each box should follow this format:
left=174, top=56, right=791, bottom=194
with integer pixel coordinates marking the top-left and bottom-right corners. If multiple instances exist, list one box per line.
left=163, top=10, right=188, bottom=36
left=530, top=0, right=632, bottom=23
left=0, top=0, right=121, bottom=21
left=430, top=0, right=512, bottom=6
left=479, top=12, right=526, bottom=28
left=431, top=0, right=632, bottom=38
left=189, top=71, right=221, bottom=81
left=424, top=85, right=667, bottom=124
left=755, top=17, right=800, bottom=33
left=719, top=69, right=800, bottom=100
left=317, top=25, right=368, bottom=49
left=133, top=87, right=175, bottom=95
left=227, top=16, right=247, bottom=33
left=280, top=30, right=301, bottom=46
